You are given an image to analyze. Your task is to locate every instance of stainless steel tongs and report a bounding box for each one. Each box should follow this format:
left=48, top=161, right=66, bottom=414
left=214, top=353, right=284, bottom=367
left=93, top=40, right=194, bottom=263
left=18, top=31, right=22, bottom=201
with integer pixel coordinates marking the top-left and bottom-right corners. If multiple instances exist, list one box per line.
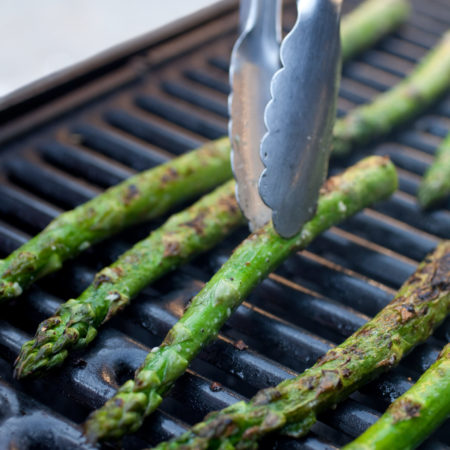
left=229, top=0, right=342, bottom=237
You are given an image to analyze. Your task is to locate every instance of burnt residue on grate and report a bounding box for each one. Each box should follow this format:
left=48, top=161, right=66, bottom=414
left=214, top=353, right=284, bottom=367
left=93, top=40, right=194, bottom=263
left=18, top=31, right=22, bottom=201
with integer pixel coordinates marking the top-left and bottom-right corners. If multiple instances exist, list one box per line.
left=0, top=0, right=450, bottom=449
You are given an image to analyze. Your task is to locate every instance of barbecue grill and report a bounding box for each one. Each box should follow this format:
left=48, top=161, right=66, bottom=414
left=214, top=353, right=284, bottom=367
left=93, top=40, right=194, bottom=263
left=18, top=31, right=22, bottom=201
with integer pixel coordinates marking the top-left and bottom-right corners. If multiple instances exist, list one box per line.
left=0, top=0, right=449, bottom=448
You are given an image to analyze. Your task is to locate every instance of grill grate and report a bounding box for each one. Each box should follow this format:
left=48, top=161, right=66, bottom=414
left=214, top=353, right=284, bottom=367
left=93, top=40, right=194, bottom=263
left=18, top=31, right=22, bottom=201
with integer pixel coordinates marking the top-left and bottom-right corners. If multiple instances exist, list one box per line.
left=1, top=0, right=450, bottom=448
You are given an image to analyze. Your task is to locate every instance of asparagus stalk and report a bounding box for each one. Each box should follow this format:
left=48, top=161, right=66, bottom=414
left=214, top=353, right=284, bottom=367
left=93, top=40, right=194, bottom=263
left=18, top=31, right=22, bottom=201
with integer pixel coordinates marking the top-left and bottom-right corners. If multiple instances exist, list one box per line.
left=10, top=0, right=412, bottom=376
left=341, top=0, right=410, bottom=62
left=83, top=156, right=398, bottom=442
left=152, top=240, right=450, bottom=450
left=0, top=0, right=410, bottom=302
left=14, top=180, right=245, bottom=379
left=344, top=343, right=450, bottom=450
left=418, top=131, right=450, bottom=208
left=333, top=31, right=450, bottom=157
left=0, top=138, right=232, bottom=301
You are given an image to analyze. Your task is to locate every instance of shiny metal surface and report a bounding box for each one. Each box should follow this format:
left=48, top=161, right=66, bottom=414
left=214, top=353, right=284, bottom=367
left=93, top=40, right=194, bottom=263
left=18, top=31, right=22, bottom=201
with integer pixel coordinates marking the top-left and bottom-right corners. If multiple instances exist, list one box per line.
left=259, top=0, right=342, bottom=237
left=229, top=0, right=281, bottom=231
left=238, top=0, right=251, bottom=32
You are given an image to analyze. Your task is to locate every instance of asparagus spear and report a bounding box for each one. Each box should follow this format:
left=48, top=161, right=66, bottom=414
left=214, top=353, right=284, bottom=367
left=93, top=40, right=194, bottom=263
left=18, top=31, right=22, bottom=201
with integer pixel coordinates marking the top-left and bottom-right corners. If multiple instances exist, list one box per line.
left=14, top=180, right=245, bottom=379
left=344, top=343, right=450, bottom=450
left=0, top=138, right=232, bottom=301
left=418, top=131, right=450, bottom=209
left=152, top=240, right=450, bottom=450
left=334, top=31, right=450, bottom=157
left=341, top=0, right=410, bottom=62
left=10, top=0, right=412, bottom=376
left=0, top=0, right=410, bottom=302
left=83, top=156, right=398, bottom=442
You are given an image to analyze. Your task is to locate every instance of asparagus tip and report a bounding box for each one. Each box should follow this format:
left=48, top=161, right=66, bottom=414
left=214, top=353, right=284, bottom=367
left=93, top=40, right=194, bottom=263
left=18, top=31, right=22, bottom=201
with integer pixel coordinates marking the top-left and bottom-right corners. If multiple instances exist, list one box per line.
left=84, top=389, right=150, bottom=443
left=0, top=280, right=24, bottom=300
left=14, top=337, right=69, bottom=379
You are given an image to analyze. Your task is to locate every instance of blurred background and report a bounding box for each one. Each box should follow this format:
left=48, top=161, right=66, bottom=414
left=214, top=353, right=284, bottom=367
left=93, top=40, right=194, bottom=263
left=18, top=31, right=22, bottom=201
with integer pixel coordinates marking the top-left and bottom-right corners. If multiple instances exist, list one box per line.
left=0, top=0, right=220, bottom=99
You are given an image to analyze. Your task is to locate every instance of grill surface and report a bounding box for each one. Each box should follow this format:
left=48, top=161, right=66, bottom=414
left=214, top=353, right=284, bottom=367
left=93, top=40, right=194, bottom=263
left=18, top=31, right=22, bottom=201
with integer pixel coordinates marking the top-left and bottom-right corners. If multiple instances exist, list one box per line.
left=1, top=0, right=450, bottom=449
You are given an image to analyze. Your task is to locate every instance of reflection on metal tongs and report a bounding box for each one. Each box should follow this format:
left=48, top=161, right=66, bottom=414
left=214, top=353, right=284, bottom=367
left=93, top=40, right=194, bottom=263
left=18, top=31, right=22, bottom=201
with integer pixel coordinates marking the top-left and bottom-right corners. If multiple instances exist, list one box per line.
left=229, top=0, right=342, bottom=237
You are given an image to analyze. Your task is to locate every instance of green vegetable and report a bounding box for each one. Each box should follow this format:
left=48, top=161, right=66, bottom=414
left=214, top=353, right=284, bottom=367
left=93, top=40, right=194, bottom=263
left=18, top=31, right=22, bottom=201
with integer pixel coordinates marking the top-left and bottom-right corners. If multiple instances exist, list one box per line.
left=344, top=343, right=450, bottom=450
left=0, top=0, right=409, bottom=303
left=334, top=31, right=450, bottom=157
left=341, top=0, right=410, bottom=61
left=83, top=156, right=398, bottom=442
left=151, top=240, right=450, bottom=450
left=10, top=0, right=413, bottom=376
left=14, top=180, right=244, bottom=379
left=0, top=139, right=232, bottom=301
left=418, top=131, right=450, bottom=208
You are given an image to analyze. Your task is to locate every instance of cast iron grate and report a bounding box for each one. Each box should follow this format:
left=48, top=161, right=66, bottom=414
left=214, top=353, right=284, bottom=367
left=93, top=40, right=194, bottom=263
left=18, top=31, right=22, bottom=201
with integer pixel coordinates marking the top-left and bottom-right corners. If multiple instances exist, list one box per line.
left=0, top=0, right=449, bottom=448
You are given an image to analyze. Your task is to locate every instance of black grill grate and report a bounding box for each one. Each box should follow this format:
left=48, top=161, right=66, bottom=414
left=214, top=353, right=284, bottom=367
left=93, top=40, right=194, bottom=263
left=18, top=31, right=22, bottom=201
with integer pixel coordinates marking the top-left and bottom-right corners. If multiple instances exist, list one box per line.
left=1, top=0, right=450, bottom=448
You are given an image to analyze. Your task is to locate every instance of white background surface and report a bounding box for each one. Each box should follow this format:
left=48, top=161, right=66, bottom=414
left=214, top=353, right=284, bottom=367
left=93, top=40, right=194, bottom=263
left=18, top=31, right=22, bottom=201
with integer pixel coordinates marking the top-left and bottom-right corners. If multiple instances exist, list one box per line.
left=0, top=0, right=220, bottom=98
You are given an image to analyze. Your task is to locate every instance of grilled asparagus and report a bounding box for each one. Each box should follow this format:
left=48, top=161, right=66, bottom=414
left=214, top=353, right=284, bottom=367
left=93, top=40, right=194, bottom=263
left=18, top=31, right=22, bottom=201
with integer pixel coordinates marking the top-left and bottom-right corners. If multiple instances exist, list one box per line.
left=0, top=0, right=410, bottom=303
left=14, top=180, right=244, bottom=379
left=84, top=156, right=398, bottom=442
left=152, top=240, right=450, bottom=450
left=341, top=0, right=410, bottom=61
left=11, top=0, right=412, bottom=376
left=334, top=31, right=450, bottom=157
left=0, top=139, right=232, bottom=301
left=418, top=131, right=450, bottom=208
left=344, top=343, right=450, bottom=450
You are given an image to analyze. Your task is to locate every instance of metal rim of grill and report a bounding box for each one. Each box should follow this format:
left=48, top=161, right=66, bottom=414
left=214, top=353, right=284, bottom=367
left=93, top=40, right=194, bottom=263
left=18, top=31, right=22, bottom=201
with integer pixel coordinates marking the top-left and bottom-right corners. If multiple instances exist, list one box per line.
left=0, top=0, right=449, bottom=449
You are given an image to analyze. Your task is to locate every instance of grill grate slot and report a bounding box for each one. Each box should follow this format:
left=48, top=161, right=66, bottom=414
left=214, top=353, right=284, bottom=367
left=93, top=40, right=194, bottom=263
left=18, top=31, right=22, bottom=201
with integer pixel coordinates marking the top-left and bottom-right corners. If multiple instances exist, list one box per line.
left=6, top=158, right=98, bottom=208
left=415, top=116, right=450, bottom=138
left=162, top=80, right=229, bottom=117
left=0, top=0, right=450, bottom=448
left=308, top=230, right=416, bottom=288
left=0, top=221, right=29, bottom=256
left=71, top=123, right=170, bottom=170
left=339, top=77, right=380, bottom=104
left=397, top=130, right=443, bottom=155
left=338, top=210, right=438, bottom=261
left=105, top=108, right=204, bottom=154
left=396, top=26, right=439, bottom=48
left=359, top=50, right=415, bottom=76
left=342, top=62, right=402, bottom=91
left=373, top=193, right=450, bottom=238
left=378, top=36, right=427, bottom=62
left=136, top=95, right=226, bottom=139
left=183, top=69, right=230, bottom=95
left=0, top=184, right=60, bottom=231
left=39, top=140, right=133, bottom=188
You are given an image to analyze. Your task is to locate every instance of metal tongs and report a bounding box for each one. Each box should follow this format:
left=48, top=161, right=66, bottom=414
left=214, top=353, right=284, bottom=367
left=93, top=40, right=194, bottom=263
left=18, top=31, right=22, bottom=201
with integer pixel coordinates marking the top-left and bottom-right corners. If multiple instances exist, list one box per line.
left=229, top=0, right=342, bottom=237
